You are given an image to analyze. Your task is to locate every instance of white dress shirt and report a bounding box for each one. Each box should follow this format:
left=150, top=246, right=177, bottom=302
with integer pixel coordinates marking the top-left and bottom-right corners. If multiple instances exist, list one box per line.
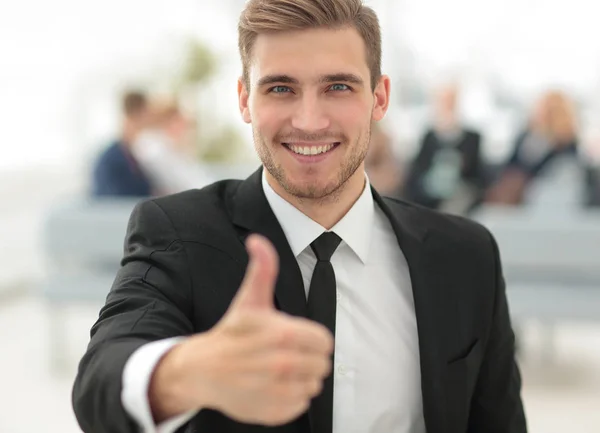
left=121, top=172, right=426, bottom=433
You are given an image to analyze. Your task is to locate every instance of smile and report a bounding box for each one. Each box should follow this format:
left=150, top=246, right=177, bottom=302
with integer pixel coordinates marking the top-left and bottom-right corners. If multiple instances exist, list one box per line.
left=283, top=142, right=340, bottom=156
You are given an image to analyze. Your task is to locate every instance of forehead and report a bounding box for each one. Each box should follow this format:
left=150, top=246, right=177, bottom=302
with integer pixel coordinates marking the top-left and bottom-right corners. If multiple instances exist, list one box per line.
left=249, top=26, right=369, bottom=84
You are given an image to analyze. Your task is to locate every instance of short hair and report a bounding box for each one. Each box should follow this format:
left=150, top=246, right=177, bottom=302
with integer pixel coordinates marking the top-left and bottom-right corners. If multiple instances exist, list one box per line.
left=122, top=91, right=148, bottom=118
left=238, top=0, right=382, bottom=90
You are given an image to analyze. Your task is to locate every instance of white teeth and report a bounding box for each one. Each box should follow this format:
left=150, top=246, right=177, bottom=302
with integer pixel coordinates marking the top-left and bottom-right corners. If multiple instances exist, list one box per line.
left=288, top=144, right=335, bottom=156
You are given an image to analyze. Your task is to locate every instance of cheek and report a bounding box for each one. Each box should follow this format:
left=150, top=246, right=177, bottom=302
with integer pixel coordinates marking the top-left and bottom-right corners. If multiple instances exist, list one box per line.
left=331, top=103, right=370, bottom=134
left=251, top=102, right=288, bottom=138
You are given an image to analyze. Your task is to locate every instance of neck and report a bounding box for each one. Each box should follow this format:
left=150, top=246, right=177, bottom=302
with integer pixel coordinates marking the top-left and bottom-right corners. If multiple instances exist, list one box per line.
left=122, top=123, right=140, bottom=147
left=435, top=116, right=458, bottom=134
left=266, top=168, right=366, bottom=230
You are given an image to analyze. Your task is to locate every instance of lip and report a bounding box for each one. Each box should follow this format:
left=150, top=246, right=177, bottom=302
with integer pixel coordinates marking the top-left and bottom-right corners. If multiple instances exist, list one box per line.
left=282, top=142, right=340, bottom=163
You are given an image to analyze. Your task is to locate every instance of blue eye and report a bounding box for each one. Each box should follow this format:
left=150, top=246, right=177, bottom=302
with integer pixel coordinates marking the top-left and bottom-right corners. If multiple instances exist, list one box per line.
left=270, top=86, right=291, bottom=93
left=330, top=84, right=349, bottom=91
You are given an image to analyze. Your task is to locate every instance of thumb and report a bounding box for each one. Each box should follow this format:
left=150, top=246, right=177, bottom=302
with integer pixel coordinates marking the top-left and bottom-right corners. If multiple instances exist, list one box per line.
left=230, top=234, right=279, bottom=311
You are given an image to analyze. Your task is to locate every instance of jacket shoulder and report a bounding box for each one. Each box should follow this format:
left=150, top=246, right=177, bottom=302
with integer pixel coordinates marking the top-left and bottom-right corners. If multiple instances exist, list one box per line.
left=144, top=179, right=243, bottom=235
left=384, top=196, right=494, bottom=247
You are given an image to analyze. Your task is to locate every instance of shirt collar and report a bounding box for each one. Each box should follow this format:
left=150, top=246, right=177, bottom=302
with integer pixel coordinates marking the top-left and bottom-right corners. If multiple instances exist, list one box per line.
left=261, top=170, right=374, bottom=263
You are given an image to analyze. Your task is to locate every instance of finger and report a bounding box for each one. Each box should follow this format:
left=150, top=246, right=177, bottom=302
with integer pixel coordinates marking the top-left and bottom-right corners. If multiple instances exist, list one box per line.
left=273, top=316, right=335, bottom=355
left=259, top=399, right=311, bottom=427
left=230, top=234, right=279, bottom=311
left=268, top=377, right=324, bottom=404
left=266, top=351, right=332, bottom=381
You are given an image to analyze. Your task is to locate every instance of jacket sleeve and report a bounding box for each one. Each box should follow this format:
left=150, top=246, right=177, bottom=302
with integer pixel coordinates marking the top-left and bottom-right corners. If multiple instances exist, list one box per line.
left=467, top=231, right=527, bottom=432
left=72, top=199, right=195, bottom=433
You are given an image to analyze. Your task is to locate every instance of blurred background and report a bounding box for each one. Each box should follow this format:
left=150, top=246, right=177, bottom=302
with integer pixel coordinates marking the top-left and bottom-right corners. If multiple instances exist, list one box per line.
left=1, top=0, right=599, bottom=431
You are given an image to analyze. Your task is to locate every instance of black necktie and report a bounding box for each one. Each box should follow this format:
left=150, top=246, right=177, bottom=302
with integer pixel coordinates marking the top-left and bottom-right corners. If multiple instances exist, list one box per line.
left=307, top=232, right=342, bottom=433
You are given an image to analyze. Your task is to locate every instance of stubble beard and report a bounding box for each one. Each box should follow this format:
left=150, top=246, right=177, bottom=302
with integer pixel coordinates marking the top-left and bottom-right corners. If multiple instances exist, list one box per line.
left=254, top=125, right=371, bottom=206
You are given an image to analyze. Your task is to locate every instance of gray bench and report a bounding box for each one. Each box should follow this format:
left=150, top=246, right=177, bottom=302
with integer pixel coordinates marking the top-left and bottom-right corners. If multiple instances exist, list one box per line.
left=40, top=197, right=141, bottom=371
left=474, top=206, right=600, bottom=320
left=42, top=197, right=600, bottom=369
left=38, top=164, right=260, bottom=371
left=473, top=206, right=600, bottom=359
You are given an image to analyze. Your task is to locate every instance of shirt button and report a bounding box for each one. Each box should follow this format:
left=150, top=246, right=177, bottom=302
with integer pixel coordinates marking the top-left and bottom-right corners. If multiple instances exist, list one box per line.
left=336, top=291, right=341, bottom=301
left=337, top=364, right=347, bottom=376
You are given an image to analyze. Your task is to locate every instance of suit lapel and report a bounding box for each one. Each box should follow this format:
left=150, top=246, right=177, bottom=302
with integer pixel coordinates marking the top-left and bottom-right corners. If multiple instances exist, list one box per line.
left=230, top=172, right=448, bottom=431
left=374, top=190, right=447, bottom=433
left=231, top=168, right=308, bottom=318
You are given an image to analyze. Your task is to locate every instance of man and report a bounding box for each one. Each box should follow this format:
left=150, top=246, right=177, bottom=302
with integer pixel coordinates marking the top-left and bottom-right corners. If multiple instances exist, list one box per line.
left=91, top=90, right=153, bottom=197
left=403, top=84, right=486, bottom=214
left=73, top=1, right=527, bottom=432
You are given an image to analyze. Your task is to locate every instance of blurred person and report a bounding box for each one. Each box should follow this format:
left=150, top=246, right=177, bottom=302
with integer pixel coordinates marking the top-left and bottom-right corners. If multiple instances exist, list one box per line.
left=486, top=90, right=579, bottom=205
left=73, top=1, right=527, bottom=433
left=403, top=83, right=486, bottom=215
left=91, top=90, right=154, bottom=197
left=581, top=133, right=600, bottom=207
left=132, top=98, right=210, bottom=194
left=364, top=122, right=402, bottom=196
left=586, top=166, right=600, bottom=206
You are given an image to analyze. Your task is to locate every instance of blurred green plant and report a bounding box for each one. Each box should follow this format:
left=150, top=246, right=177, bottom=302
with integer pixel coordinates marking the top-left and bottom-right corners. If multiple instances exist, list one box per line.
left=198, top=124, right=247, bottom=162
left=174, top=38, right=248, bottom=163
left=179, top=39, right=216, bottom=87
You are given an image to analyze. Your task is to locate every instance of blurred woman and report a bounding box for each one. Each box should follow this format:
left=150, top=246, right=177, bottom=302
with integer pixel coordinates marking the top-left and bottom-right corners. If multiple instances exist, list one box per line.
left=132, top=98, right=210, bottom=194
left=486, top=90, right=579, bottom=205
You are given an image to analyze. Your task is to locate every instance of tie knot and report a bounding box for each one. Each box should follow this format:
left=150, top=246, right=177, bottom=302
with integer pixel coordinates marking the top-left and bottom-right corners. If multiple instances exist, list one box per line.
left=310, top=232, right=342, bottom=262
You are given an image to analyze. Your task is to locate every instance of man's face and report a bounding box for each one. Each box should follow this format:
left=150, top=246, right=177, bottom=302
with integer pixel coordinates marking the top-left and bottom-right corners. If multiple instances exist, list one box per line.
left=436, top=87, right=458, bottom=118
left=238, top=26, right=390, bottom=200
left=165, top=112, right=190, bottom=144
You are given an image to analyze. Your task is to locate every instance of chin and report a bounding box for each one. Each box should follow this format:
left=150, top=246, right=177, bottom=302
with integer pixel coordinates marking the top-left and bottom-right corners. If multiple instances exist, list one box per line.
left=286, top=177, right=343, bottom=200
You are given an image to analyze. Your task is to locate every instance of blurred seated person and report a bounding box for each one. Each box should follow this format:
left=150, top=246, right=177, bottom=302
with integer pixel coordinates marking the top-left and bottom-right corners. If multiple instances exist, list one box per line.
left=486, top=90, right=578, bottom=205
left=585, top=165, right=600, bottom=206
left=91, top=90, right=154, bottom=197
left=365, top=122, right=402, bottom=196
left=582, top=136, right=600, bottom=207
left=132, top=99, right=210, bottom=194
left=403, top=84, right=486, bottom=214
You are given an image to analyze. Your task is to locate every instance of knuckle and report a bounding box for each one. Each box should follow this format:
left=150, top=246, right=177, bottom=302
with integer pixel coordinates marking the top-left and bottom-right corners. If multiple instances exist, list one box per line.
left=271, top=354, right=295, bottom=376
left=306, top=379, right=322, bottom=396
left=322, top=332, right=334, bottom=352
left=268, top=382, right=295, bottom=402
left=265, top=323, right=292, bottom=348
left=262, top=408, right=286, bottom=426
left=308, top=355, right=330, bottom=377
left=278, top=324, right=297, bottom=347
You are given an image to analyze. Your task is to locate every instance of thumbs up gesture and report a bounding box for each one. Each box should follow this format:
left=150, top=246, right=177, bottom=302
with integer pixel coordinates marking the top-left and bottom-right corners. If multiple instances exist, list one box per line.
left=149, top=235, right=334, bottom=426
left=227, top=233, right=283, bottom=311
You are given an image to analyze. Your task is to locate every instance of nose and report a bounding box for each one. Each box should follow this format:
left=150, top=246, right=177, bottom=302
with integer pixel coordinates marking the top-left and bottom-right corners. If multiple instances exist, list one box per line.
left=290, top=93, right=331, bottom=132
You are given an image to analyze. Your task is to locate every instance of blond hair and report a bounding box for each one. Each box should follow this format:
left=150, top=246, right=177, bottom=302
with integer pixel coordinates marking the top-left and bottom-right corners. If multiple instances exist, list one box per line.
left=238, top=0, right=382, bottom=90
left=532, top=90, right=578, bottom=143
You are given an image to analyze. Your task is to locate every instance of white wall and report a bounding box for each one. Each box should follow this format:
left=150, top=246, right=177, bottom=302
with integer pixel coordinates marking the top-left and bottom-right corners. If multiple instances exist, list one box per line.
left=1, top=0, right=600, bottom=168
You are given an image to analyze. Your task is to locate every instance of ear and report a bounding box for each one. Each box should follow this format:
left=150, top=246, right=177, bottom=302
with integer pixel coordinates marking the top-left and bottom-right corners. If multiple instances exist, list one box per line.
left=238, top=77, right=251, bottom=124
left=372, top=75, right=391, bottom=122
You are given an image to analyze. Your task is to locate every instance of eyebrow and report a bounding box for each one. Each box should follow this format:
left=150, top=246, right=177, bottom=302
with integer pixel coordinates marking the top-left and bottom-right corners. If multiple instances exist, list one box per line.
left=257, top=75, right=299, bottom=87
left=257, top=73, right=364, bottom=87
left=319, top=73, right=364, bottom=85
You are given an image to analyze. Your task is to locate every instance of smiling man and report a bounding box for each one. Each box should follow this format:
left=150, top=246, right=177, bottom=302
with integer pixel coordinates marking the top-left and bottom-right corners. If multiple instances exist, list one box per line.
left=72, top=1, right=527, bottom=433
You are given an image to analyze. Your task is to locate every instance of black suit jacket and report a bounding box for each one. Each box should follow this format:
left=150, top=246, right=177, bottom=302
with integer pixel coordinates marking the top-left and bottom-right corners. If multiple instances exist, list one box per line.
left=73, top=168, right=526, bottom=433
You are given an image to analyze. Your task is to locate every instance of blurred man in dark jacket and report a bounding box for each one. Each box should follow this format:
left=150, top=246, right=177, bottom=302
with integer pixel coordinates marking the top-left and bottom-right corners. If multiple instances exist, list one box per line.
left=91, top=90, right=153, bottom=197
